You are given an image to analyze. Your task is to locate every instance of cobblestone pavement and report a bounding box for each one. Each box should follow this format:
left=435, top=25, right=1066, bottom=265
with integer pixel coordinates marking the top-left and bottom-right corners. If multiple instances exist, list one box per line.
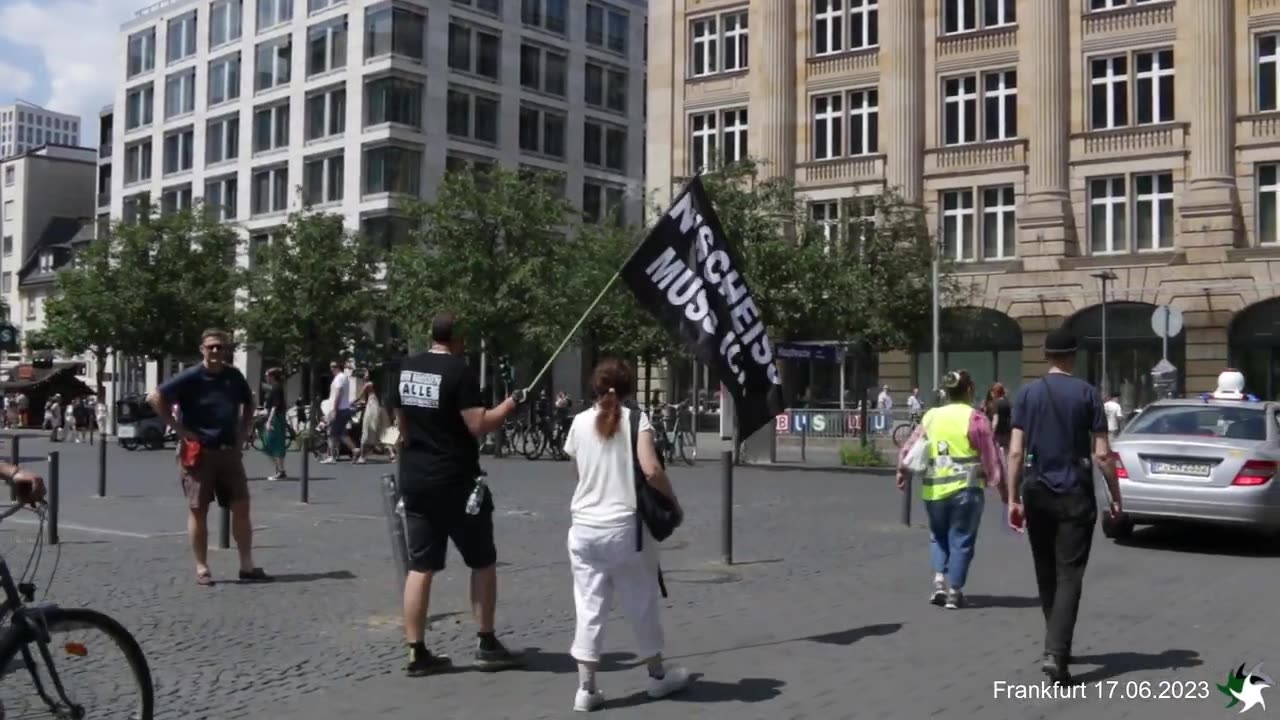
left=0, top=435, right=1276, bottom=719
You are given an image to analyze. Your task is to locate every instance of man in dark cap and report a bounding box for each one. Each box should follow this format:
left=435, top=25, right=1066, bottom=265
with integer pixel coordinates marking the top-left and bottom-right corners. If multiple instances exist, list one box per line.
left=1005, top=326, right=1123, bottom=684
left=387, top=311, right=528, bottom=676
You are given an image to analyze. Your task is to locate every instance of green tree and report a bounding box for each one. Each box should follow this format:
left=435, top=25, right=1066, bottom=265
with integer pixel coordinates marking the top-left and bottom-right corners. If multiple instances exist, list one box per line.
left=41, top=238, right=126, bottom=399
left=577, top=222, right=678, bottom=365
left=240, top=210, right=383, bottom=408
left=388, top=167, right=589, bottom=365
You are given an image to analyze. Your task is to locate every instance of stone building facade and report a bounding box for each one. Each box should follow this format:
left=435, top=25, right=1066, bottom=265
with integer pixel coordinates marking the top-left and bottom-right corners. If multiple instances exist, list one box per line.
left=647, top=0, right=1280, bottom=407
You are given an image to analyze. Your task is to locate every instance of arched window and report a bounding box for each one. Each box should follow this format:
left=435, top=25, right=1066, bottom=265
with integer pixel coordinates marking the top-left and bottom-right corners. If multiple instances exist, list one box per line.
left=1229, top=298, right=1280, bottom=401
left=914, top=307, right=1023, bottom=397
left=1065, top=301, right=1185, bottom=408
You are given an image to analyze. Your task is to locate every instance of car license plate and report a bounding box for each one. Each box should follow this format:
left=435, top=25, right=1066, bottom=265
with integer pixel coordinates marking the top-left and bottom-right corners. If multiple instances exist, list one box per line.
left=117, top=426, right=136, bottom=439
left=1149, top=460, right=1212, bottom=477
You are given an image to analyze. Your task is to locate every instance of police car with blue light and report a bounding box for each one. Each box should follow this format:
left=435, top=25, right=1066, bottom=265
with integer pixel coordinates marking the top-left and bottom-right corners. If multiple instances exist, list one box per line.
left=1102, top=370, right=1280, bottom=540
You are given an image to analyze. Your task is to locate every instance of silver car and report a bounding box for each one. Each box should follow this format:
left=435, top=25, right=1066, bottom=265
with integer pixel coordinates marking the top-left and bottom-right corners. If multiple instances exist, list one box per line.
left=1102, top=397, right=1280, bottom=539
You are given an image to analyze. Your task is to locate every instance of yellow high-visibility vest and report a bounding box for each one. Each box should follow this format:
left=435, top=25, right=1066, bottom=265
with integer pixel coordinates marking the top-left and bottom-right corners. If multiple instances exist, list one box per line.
left=921, top=403, right=985, bottom=501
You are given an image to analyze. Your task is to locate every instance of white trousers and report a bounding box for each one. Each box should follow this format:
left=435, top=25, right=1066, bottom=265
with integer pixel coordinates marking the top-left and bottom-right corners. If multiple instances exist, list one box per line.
left=568, top=523, right=665, bottom=663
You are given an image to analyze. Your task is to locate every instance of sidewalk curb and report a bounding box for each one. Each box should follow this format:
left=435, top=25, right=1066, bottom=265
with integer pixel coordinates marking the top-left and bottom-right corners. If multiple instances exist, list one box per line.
left=741, top=463, right=895, bottom=476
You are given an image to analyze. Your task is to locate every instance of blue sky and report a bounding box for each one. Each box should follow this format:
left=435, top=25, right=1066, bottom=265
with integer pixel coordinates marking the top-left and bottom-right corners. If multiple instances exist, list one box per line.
left=0, top=0, right=139, bottom=143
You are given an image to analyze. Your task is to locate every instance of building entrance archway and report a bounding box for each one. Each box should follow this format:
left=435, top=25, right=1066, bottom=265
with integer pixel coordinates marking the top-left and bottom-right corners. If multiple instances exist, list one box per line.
left=1229, top=298, right=1280, bottom=401
left=914, top=307, right=1023, bottom=398
left=1065, top=301, right=1185, bottom=410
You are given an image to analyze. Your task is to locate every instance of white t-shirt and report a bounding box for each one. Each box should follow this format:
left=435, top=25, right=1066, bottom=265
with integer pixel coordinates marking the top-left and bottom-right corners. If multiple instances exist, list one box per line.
left=878, top=392, right=892, bottom=411
left=907, top=395, right=922, bottom=412
left=564, top=405, right=653, bottom=529
left=1104, top=399, right=1123, bottom=432
left=330, top=372, right=351, bottom=411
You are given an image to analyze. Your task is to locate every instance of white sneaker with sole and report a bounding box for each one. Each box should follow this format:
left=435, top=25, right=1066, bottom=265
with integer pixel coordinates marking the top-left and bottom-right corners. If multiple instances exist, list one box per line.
left=647, top=666, right=692, bottom=699
left=574, top=688, right=605, bottom=712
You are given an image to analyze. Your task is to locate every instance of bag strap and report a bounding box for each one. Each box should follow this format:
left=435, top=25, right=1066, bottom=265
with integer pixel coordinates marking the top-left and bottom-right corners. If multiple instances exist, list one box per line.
left=629, top=406, right=644, bottom=553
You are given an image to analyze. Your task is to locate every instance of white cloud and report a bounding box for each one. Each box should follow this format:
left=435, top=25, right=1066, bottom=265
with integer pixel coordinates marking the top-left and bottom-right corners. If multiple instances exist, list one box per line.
left=0, top=61, right=37, bottom=97
left=0, top=0, right=137, bottom=134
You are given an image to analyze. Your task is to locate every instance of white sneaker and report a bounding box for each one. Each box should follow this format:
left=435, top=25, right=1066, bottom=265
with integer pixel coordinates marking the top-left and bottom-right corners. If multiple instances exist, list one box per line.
left=647, top=665, right=691, bottom=699
left=573, top=688, right=605, bottom=712
left=319, top=457, right=336, bottom=464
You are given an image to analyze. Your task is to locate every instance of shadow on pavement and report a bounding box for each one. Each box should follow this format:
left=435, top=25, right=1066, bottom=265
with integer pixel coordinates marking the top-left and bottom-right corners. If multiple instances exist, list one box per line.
left=230, top=569, right=356, bottom=585
left=250, top=476, right=337, bottom=483
left=520, top=647, right=637, bottom=674
left=1119, top=524, right=1280, bottom=558
left=663, top=569, right=740, bottom=585
left=1069, top=649, right=1203, bottom=685
left=963, top=595, right=1041, bottom=609
left=670, top=622, right=904, bottom=659
left=606, top=675, right=785, bottom=708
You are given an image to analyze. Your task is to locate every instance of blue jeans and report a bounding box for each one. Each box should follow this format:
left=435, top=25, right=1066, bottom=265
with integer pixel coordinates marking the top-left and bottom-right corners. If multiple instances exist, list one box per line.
left=924, top=487, right=985, bottom=589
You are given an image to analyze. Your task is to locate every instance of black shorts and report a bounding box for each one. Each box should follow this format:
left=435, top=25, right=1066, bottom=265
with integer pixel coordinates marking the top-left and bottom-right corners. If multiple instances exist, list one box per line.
left=402, top=483, right=496, bottom=573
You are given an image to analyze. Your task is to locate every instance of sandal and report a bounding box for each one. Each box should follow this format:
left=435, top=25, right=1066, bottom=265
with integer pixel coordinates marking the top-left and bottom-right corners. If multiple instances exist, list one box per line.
left=196, top=570, right=214, bottom=586
left=238, top=568, right=271, bottom=582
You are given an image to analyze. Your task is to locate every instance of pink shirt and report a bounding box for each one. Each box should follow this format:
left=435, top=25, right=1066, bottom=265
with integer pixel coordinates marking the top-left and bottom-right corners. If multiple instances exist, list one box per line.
left=896, top=405, right=1005, bottom=489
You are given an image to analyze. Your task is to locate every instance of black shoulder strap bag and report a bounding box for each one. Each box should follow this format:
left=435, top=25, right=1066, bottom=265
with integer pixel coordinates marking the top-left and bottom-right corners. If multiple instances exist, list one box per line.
left=629, top=406, right=682, bottom=598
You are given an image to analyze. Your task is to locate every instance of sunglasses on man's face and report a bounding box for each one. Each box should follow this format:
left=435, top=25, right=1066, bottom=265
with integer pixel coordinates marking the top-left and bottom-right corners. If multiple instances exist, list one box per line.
left=203, top=344, right=225, bottom=352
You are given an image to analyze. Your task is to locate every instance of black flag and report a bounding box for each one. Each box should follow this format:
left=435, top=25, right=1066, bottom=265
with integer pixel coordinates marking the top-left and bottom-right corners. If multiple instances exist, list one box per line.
left=621, top=177, right=785, bottom=439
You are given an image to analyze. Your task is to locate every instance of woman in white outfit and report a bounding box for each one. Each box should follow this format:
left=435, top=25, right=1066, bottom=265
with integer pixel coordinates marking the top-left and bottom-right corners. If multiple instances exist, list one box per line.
left=562, top=358, right=690, bottom=712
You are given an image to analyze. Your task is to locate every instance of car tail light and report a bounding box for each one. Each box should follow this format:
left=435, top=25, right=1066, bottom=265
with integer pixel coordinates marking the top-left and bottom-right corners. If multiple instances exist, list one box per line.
left=1111, top=452, right=1128, bottom=480
left=1232, top=460, right=1277, bottom=486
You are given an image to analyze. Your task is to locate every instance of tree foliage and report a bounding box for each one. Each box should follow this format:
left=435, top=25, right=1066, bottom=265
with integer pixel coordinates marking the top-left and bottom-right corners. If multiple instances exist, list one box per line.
left=41, top=238, right=121, bottom=380
left=387, top=168, right=591, bottom=358
left=578, top=222, right=678, bottom=364
left=240, top=210, right=384, bottom=376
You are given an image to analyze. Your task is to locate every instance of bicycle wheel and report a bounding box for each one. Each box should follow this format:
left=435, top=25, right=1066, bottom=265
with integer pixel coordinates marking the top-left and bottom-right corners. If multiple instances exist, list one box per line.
left=250, top=427, right=266, bottom=452
left=678, top=430, right=697, bottom=465
left=891, top=422, right=914, bottom=447
left=0, top=607, right=154, bottom=720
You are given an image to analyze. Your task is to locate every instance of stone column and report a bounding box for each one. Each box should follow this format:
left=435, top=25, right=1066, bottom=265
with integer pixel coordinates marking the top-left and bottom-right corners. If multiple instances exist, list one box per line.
left=1017, top=0, right=1071, bottom=264
left=880, top=0, right=924, bottom=202
left=1179, top=0, right=1236, bottom=216
left=645, top=0, right=677, bottom=213
left=747, top=0, right=795, bottom=179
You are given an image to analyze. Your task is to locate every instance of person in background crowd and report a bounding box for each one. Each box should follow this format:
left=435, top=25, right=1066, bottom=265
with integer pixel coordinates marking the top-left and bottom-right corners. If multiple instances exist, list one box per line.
left=72, top=398, right=91, bottom=444
left=985, top=383, right=1012, bottom=454
left=1103, top=392, right=1123, bottom=442
left=150, top=328, right=268, bottom=587
left=261, top=368, right=289, bottom=480
left=63, top=400, right=77, bottom=443
left=17, top=393, right=29, bottom=428
left=877, top=385, right=893, bottom=434
left=95, top=396, right=108, bottom=444
left=322, top=361, right=357, bottom=464
left=562, top=357, right=690, bottom=711
left=354, top=380, right=388, bottom=465
left=46, top=395, right=63, bottom=442
left=907, top=388, right=923, bottom=422
left=389, top=312, right=526, bottom=677
left=896, top=370, right=1007, bottom=610
left=1006, top=327, right=1122, bottom=684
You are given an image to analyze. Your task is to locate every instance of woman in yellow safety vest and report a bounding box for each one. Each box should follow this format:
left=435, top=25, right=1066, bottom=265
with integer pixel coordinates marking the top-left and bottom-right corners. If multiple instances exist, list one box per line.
left=895, top=370, right=1008, bottom=609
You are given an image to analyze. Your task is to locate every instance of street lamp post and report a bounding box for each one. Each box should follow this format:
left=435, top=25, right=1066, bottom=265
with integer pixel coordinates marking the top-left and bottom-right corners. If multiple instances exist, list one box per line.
left=1091, top=270, right=1118, bottom=398
left=931, top=237, right=941, bottom=403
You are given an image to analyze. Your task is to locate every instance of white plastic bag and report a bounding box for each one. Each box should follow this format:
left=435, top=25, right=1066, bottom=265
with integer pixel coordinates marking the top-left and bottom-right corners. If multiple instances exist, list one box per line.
left=903, top=435, right=929, bottom=473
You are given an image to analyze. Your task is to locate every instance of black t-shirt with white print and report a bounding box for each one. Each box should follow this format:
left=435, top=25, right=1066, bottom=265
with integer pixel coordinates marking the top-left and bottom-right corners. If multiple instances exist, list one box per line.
left=387, top=351, right=484, bottom=492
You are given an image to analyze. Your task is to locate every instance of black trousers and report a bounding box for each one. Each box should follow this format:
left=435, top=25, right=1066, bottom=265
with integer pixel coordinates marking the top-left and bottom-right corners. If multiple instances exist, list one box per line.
left=1023, top=479, right=1097, bottom=657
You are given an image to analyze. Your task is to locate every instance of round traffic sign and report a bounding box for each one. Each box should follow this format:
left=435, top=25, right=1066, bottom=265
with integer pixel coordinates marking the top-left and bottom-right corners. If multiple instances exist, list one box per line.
left=1150, top=304, right=1184, bottom=338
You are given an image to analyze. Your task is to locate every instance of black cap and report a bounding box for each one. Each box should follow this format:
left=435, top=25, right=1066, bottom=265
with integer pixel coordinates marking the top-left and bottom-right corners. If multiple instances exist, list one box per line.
left=1044, top=327, right=1078, bottom=354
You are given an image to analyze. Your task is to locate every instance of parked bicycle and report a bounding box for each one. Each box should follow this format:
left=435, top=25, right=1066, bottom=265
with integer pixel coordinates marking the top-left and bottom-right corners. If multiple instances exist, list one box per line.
left=0, top=502, right=155, bottom=719
left=651, top=401, right=696, bottom=466
left=891, top=412, right=922, bottom=448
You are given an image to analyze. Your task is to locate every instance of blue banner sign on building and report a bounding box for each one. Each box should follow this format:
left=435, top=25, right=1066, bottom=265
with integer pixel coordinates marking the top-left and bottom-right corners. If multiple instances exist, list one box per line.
left=775, top=410, right=889, bottom=435
left=775, top=343, right=841, bottom=363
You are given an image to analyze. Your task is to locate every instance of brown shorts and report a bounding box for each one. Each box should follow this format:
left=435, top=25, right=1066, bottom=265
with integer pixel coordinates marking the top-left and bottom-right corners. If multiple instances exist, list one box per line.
left=180, top=446, right=250, bottom=511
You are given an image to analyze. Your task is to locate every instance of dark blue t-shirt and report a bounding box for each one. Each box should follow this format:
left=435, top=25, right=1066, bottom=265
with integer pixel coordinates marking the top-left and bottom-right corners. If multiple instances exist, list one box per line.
left=158, top=364, right=253, bottom=447
left=1011, top=373, right=1106, bottom=492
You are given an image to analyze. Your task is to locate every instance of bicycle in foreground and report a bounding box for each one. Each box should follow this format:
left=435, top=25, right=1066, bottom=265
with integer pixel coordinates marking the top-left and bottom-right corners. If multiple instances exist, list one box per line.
left=0, top=502, right=154, bottom=719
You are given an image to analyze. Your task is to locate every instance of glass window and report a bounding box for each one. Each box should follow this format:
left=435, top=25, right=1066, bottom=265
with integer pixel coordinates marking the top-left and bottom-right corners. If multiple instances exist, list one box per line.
left=255, top=38, right=292, bottom=90
left=365, top=6, right=424, bottom=60
left=251, top=166, right=289, bottom=215
left=848, top=87, right=878, bottom=155
left=205, top=176, right=239, bottom=222
left=941, top=189, right=976, bottom=261
left=162, top=128, right=194, bottom=175
left=365, top=77, right=421, bottom=128
left=942, top=75, right=977, bottom=145
left=125, top=84, right=155, bottom=129
left=1126, top=406, right=1268, bottom=440
left=812, top=93, right=843, bottom=161
left=127, top=28, right=156, bottom=77
left=252, top=103, right=290, bottom=152
left=257, top=0, right=293, bottom=30
left=522, top=0, right=567, bottom=34
left=208, top=54, right=242, bottom=106
left=518, top=105, right=566, bottom=158
left=210, top=0, right=243, bottom=47
left=980, top=185, right=1016, bottom=260
left=1259, top=33, right=1279, bottom=112
left=303, top=154, right=344, bottom=205
left=1135, top=49, right=1175, bottom=125
left=1088, top=176, right=1127, bottom=254
left=450, top=23, right=501, bottom=79
left=166, top=12, right=197, bottom=63
left=1133, top=172, right=1174, bottom=251
left=1259, top=163, right=1280, bottom=246
left=307, top=17, right=348, bottom=76
left=586, top=4, right=604, bottom=46
left=124, top=140, right=153, bottom=183
left=364, top=145, right=423, bottom=195
left=1089, top=55, right=1129, bottom=130
left=982, top=70, right=1016, bottom=141
left=206, top=116, right=240, bottom=164
left=164, top=70, right=196, bottom=119
left=306, top=86, right=347, bottom=139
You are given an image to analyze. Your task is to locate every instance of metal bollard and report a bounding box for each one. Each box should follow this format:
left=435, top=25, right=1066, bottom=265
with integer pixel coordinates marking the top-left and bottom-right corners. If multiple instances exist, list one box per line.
left=218, top=505, right=230, bottom=549
left=720, top=450, right=733, bottom=565
left=900, top=473, right=912, bottom=527
left=299, top=435, right=310, bottom=504
left=96, top=434, right=107, bottom=497
left=859, top=404, right=870, bottom=448
left=380, top=473, right=410, bottom=582
left=800, top=411, right=808, bottom=463
left=47, top=451, right=59, bottom=546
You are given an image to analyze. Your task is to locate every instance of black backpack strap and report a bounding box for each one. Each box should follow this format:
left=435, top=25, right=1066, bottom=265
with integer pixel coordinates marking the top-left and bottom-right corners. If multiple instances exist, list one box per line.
left=629, top=405, right=643, bottom=552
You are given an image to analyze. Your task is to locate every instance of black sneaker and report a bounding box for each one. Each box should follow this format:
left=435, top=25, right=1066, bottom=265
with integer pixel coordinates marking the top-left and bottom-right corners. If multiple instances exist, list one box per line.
left=406, top=647, right=452, bottom=677
left=474, top=638, right=525, bottom=672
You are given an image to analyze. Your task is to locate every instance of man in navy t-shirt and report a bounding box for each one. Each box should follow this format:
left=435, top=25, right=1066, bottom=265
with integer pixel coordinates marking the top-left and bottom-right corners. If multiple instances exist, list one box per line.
left=1005, top=327, right=1122, bottom=684
left=149, top=328, right=268, bottom=586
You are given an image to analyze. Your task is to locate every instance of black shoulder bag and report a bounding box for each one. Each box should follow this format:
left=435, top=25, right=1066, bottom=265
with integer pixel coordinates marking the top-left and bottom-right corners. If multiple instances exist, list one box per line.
left=629, top=407, right=682, bottom=597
